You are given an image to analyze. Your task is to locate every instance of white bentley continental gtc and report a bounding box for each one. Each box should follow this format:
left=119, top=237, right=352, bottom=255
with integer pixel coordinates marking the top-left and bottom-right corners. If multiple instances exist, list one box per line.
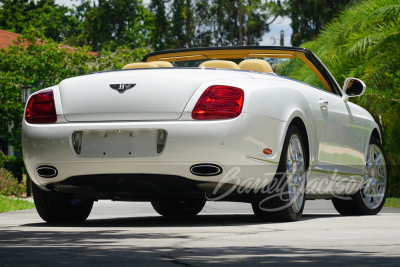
left=22, top=47, right=389, bottom=223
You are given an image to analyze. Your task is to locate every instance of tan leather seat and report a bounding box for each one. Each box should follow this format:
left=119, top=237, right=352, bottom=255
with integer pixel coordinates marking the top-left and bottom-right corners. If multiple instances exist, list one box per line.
left=122, top=62, right=158, bottom=69
left=199, top=60, right=240, bottom=70
left=239, top=59, right=273, bottom=73
left=151, top=61, right=174, bottom=67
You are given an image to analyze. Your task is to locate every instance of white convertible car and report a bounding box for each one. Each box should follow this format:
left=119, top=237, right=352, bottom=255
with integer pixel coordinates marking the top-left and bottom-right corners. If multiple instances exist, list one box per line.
left=22, top=46, right=388, bottom=223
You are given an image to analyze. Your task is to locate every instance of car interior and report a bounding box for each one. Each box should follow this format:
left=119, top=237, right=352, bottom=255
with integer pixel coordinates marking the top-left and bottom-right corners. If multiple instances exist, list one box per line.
left=121, top=59, right=275, bottom=75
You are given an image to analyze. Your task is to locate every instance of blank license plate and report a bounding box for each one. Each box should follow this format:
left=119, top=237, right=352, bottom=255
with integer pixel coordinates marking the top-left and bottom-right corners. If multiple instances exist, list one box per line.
left=80, top=129, right=159, bottom=158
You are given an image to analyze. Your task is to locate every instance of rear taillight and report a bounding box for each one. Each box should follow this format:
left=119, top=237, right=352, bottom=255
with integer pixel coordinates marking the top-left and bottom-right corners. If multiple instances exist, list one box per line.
left=192, top=85, right=244, bottom=120
left=25, top=90, right=57, bottom=123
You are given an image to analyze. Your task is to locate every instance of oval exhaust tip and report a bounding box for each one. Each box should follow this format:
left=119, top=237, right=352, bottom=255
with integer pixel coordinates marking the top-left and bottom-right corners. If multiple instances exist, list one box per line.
left=37, top=166, right=58, bottom=178
left=190, top=164, right=222, bottom=176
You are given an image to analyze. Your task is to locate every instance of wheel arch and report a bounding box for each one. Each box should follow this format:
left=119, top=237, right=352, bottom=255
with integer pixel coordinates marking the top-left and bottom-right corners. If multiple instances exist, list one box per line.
left=288, top=117, right=310, bottom=169
left=371, top=128, right=381, bottom=142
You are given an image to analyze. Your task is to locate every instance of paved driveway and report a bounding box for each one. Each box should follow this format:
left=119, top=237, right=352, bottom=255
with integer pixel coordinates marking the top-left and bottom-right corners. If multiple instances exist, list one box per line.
left=1, top=200, right=399, bottom=266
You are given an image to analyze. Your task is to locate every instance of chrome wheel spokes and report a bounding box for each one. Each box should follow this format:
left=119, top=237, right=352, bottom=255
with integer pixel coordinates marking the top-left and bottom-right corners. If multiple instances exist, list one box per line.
left=362, top=144, right=387, bottom=209
left=287, top=134, right=306, bottom=213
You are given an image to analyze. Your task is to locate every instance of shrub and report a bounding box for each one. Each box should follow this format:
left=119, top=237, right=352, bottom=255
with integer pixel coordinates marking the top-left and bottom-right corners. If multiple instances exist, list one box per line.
left=4, top=156, right=25, bottom=182
left=0, top=168, right=26, bottom=197
left=0, top=151, right=7, bottom=168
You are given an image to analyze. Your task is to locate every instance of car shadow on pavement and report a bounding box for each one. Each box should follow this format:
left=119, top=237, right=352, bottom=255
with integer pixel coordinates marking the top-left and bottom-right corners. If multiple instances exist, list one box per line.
left=21, top=213, right=341, bottom=228
left=0, top=227, right=398, bottom=267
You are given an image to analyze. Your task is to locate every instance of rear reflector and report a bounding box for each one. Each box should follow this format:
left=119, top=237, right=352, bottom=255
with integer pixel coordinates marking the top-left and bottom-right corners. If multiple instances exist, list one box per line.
left=25, top=90, right=57, bottom=123
left=157, top=129, right=167, bottom=153
left=192, top=85, right=244, bottom=120
left=72, top=131, right=83, bottom=154
left=263, top=148, right=272, bottom=155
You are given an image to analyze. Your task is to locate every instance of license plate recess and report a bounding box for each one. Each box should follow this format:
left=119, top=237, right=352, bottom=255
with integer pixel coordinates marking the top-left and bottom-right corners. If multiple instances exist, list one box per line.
left=80, top=129, right=159, bottom=158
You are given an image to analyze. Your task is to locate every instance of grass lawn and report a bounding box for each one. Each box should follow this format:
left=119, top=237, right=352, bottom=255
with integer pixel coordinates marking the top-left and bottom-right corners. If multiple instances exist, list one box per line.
left=384, top=198, right=400, bottom=209
left=0, top=196, right=35, bottom=213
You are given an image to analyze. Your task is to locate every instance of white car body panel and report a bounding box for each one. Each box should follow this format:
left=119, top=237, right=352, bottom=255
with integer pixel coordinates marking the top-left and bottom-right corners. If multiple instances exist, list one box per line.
left=22, top=113, right=282, bottom=189
left=59, top=69, right=252, bottom=121
left=22, top=68, right=380, bottom=199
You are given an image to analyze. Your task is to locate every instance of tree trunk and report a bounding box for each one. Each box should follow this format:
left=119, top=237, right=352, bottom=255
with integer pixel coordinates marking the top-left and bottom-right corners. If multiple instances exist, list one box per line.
left=186, top=0, right=192, bottom=47
left=238, top=0, right=243, bottom=46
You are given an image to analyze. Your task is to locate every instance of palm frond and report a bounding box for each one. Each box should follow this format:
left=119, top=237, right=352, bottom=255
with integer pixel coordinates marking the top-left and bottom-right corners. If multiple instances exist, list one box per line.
left=367, top=57, right=400, bottom=85
left=366, top=29, right=400, bottom=58
left=344, top=32, right=384, bottom=57
left=364, top=3, right=400, bottom=24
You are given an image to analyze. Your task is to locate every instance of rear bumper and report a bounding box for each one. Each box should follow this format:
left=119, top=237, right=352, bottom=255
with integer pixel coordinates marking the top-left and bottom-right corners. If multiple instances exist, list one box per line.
left=22, top=113, right=286, bottom=190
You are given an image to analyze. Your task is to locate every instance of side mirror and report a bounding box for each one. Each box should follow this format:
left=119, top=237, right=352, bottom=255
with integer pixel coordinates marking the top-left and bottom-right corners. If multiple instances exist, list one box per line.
left=342, top=78, right=366, bottom=102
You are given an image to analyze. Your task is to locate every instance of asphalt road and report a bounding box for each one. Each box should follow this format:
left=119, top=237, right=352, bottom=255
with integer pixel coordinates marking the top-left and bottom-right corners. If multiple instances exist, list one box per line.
left=1, top=200, right=399, bottom=266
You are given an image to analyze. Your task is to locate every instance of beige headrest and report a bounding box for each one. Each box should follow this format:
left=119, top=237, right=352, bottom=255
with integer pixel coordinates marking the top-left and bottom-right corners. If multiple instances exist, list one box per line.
left=122, top=62, right=158, bottom=69
left=199, top=60, right=240, bottom=70
left=239, top=59, right=273, bottom=73
left=151, top=61, right=174, bottom=67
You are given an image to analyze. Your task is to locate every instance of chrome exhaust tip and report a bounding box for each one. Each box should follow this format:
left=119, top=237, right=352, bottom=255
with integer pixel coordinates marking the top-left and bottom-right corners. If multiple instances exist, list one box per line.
left=190, top=164, right=223, bottom=176
left=36, top=166, right=58, bottom=178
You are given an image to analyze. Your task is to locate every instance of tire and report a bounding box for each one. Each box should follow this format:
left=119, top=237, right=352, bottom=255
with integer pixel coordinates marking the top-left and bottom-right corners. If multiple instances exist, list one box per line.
left=252, top=125, right=308, bottom=222
left=332, top=136, right=388, bottom=216
left=151, top=199, right=206, bottom=217
left=32, top=183, right=94, bottom=223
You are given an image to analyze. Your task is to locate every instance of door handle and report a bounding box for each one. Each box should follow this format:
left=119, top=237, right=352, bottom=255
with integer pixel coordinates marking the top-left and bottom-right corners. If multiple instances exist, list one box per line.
left=318, top=99, right=329, bottom=107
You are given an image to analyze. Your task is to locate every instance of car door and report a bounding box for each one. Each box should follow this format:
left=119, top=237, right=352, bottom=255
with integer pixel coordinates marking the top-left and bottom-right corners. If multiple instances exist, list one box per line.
left=295, top=84, right=331, bottom=191
left=317, top=91, right=365, bottom=182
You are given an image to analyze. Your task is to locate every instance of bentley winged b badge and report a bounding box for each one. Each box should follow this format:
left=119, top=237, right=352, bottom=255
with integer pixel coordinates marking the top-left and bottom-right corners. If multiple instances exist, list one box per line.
left=109, top=83, right=136, bottom=93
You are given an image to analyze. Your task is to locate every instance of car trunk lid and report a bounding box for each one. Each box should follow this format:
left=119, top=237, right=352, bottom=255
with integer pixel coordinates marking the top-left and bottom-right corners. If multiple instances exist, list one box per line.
left=59, top=69, right=251, bottom=121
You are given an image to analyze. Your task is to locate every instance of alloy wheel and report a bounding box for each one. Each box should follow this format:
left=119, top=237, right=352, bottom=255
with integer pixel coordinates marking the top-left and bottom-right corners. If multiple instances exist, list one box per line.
left=286, top=134, right=306, bottom=213
left=362, top=144, right=387, bottom=209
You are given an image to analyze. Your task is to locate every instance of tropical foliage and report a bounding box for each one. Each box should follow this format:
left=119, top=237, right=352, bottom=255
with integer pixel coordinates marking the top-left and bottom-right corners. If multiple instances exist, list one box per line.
left=0, top=0, right=76, bottom=42
left=286, top=0, right=355, bottom=46
left=0, top=28, right=150, bottom=152
left=149, top=0, right=287, bottom=49
left=278, top=0, right=400, bottom=196
left=0, top=0, right=286, bottom=51
left=67, top=0, right=153, bottom=51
